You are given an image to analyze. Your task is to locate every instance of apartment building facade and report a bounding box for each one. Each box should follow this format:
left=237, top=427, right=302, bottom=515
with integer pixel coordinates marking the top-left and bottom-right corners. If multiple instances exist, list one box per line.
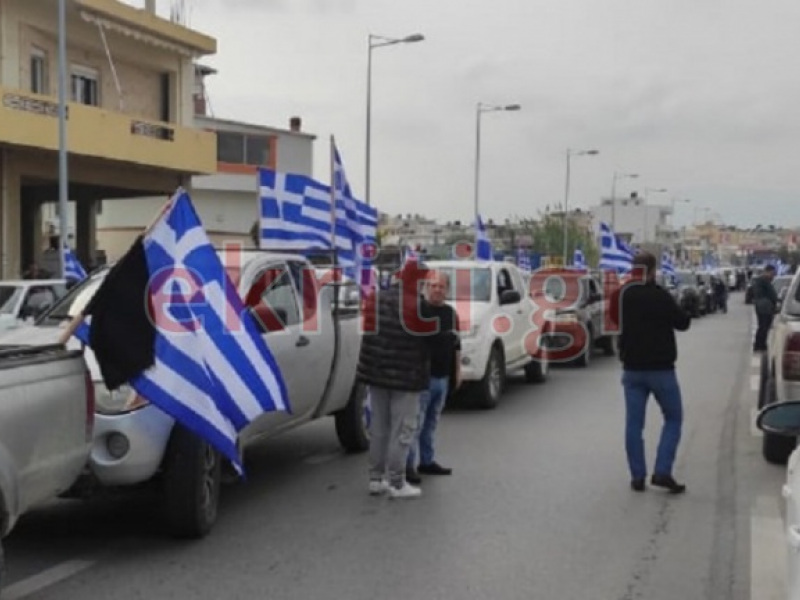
left=0, top=0, right=217, bottom=277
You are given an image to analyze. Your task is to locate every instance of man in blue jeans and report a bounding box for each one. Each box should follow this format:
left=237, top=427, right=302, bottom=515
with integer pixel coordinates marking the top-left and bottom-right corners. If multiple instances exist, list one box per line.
left=407, top=270, right=461, bottom=483
left=618, top=252, right=691, bottom=494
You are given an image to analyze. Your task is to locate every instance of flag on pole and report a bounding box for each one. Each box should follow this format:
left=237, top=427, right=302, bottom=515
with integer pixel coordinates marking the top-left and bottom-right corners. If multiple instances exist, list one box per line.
left=75, top=190, right=289, bottom=473
left=476, top=215, right=492, bottom=261
left=573, top=247, right=586, bottom=269
left=598, top=222, right=633, bottom=273
left=63, top=245, right=87, bottom=281
left=516, top=247, right=531, bottom=273
left=661, top=250, right=676, bottom=280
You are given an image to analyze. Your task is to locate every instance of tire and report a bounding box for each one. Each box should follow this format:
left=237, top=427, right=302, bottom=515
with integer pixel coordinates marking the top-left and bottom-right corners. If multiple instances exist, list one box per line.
left=573, top=327, right=592, bottom=368
left=476, top=345, right=505, bottom=409
left=335, top=382, right=370, bottom=454
left=162, top=425, right=222, bottom=539
left=763, top=431, right=796, bottom=465
left=0, top=536, right=4, bottom=593
left=524, top=350, right=549, bottom=384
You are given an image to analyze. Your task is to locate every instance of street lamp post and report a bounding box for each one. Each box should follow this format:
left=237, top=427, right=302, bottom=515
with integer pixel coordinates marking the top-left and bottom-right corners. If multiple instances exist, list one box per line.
left=562, top=148, right=599, bottom=265
left=474, top=102, right=521, bottom=221
left=643, top=187, right=667, bottom=245
left=610, top=171, right=638, bottom=230
left=365, top=32, right=424, bottom=207
left=57, top=0, right=69, bottom=278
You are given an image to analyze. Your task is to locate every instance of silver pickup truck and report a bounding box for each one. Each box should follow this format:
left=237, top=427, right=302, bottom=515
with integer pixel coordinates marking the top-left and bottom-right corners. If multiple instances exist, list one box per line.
left=7, top=250, right=366, bottom=539
left=0, top=344, right=92, bottom=590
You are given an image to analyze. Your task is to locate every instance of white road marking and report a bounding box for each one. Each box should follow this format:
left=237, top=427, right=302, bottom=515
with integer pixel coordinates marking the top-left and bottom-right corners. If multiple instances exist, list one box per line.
left=752, top=356, right=762, bottom=368
left=752, top=374, right=761, bottom=393
left=2, top=559, right=95, bottom=600
left=751, top=494, right=788, bottom=600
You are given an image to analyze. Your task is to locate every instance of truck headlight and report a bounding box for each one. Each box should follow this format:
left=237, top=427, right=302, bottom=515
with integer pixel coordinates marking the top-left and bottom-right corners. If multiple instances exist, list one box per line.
left=93, top=383, right=147, bottom=415
left=553, top=311, right=579, bottom=323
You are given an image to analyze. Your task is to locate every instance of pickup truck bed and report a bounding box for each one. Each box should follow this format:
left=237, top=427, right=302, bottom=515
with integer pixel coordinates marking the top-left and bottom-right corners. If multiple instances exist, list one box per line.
left=0, top=344, right=92, bottom=590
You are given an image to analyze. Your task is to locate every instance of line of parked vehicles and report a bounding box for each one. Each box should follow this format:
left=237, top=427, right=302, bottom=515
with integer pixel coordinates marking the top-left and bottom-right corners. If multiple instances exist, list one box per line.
left=0, top=254, right=748, bottom=590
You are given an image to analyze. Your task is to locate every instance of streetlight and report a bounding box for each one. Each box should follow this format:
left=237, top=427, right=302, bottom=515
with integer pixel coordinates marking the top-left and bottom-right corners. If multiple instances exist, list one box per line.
left=670, top=197, right=691, bottom=257
left=474, top=102, right=521, bottom=221
left=643, top=187, right=667, bottom=244
left=365, top=32, right=425, bottom=206
left=610, top=171, right=638, bottom=230
left=57, top=0, right=69, bottom=278
left=562, top=148, right=599, bottom=265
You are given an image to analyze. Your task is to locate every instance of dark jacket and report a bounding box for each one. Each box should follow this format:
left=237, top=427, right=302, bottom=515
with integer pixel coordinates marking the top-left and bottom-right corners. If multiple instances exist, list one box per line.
left=618, top=280, right=691, bottom=371
left=357, top=285, right=433, bottom=392
left=752, top=275, right=779, bottom=316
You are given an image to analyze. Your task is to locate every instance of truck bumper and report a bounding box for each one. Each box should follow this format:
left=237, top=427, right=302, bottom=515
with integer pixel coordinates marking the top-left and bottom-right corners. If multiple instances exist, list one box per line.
left=459, top=337, right=490, bottom=382
left=89, top=405, right=175, bottom=487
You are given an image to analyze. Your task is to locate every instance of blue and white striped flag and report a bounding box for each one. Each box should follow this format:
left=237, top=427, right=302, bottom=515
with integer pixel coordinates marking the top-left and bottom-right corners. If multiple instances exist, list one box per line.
left=476, top=215, right=492, bottom=261
left=517, top=247, right=531, bottom=273
left=259, top=167, right=377, bottom=272
left=573, top=247, right=586, bottom=269
left=63, top=245, right=87, bottom=281
left=661, top=251, right=676, bottom=280
left=78, top=190, right=289, bottom=473
left=598, top=222, right=633, bottom=273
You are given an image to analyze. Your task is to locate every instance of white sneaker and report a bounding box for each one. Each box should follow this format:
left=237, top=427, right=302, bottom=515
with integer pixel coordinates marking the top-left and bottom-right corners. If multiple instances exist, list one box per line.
left=388, top=482, right=422, bottom=499
left=368, top=479, right=390, bottom=496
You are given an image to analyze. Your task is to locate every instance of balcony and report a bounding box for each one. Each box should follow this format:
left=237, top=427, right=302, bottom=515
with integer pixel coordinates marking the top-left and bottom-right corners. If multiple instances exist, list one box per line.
left=0, top=86, right=216, bottom=175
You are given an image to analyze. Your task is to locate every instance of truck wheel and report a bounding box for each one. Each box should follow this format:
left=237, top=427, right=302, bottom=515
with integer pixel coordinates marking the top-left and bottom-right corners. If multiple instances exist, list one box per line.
left=0, top=536, right=4, bottom=592
left=763, top=432, right=796, bottom=465
left=476, top=346, right=505, bottom=409
left=335, top=383, right=370, bottom=454
left=524, top=352, right=548, bottom=384
left=573, top=329, right=592, bottom=368
left=162, top=425, right=221, bottom=539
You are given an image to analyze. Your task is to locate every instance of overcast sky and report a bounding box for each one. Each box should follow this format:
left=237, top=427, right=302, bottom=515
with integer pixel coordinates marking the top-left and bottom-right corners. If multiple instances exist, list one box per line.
left=148, top=0, right=800, bottom=228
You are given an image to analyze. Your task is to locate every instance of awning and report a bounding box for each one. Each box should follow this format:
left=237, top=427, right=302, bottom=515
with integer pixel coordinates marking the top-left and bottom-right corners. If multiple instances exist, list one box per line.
left=80, top=10, right=199, bottom=58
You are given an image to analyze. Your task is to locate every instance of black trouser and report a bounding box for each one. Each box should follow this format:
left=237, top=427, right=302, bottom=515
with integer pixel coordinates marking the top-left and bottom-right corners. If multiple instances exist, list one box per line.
left=754, top=311, right=774, bottom=351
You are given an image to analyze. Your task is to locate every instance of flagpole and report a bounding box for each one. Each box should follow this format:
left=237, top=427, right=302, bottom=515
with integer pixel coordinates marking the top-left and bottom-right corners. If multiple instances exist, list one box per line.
left=330, top=135, right=337, bottom=258
left=57, top=0, right=69, bottom=278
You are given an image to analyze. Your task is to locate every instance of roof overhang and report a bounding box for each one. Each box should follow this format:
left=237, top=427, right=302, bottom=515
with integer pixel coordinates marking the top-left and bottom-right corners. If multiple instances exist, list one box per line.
left=75, top=0, right=217, bottom=57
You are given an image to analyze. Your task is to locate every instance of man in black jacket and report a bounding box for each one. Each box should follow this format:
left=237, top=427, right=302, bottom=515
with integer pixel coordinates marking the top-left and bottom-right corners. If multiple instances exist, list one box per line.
left=619, top=252, right=691, bottom=494
left=752, top=265, right=778, bottom=352
left=357, top=260, right=435, bottom=499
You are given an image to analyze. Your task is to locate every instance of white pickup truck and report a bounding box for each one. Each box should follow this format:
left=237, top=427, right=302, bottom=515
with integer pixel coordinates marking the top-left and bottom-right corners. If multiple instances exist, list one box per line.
left=0, top=280, right=67, bottom=334
left=5, top=250, right=367, bottom=538
left=0, top=344, right=93, bottom=590
left=424, top=260, right=549, bottom=409
left=758, top=271, right=800, bottom=464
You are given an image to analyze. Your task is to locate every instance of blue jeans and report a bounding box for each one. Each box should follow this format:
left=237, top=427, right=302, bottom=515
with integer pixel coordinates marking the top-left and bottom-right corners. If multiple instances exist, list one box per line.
left=407, top=377, right=449, bottom=468
left=622, top=369, right=683, bottom=480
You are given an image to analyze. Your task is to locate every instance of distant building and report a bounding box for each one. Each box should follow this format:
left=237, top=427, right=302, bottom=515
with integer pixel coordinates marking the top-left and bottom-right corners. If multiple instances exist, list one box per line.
left=590, top=193, right=673, bottom=245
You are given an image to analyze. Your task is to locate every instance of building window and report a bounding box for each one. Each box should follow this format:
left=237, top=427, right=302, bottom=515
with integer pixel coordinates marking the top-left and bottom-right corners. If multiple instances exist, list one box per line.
left=217, top=132, right=271, bottom=166
left=71, top=66, right=99, bottom=106
left=31, top=48, right=47, bottom=94
left=246, top=136, right=270, bottom=166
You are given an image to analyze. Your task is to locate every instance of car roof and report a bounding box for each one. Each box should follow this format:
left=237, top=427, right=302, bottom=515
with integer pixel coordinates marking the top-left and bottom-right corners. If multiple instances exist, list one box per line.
left=424, top=260, right=508, bottom=270
left=0, top=279, right=66, bottom=286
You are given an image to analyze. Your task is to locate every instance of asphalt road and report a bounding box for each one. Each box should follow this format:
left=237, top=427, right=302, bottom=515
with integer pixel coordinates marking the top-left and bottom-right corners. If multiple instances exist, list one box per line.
left=1, top=292, right=789, bottom=600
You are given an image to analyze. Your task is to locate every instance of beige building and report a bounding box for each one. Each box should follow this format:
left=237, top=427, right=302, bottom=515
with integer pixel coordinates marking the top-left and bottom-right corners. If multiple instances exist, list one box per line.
left=0, top=0, right=217, bottom=277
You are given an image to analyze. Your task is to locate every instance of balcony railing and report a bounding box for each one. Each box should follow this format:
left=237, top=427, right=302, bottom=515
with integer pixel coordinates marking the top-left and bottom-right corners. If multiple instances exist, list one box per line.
left=0, top=86, right=216, bottom=174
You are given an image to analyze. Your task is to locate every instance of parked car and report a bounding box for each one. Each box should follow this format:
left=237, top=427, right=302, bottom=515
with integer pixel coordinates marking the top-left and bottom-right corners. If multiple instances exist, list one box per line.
left=424, top=260, right=549, bottom=410
left=674, top=270, right=702, bottom=317
left=0, top=343, right=93, bottom=591
left=774, top=275, right=794, bottom=311
left=757, top=270, right=800, bottom=464
left=695, top=273, right=717, bottom=314
left=539, top=272, right=616, bottom=367
left=755, top=401, right=800, bottom=599
left=2, top=251, right=368, bottom=539
left=0, top=280, right=67, bottom=333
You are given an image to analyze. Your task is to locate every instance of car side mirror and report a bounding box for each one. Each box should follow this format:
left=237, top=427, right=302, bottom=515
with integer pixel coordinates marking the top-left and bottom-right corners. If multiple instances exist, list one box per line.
left=500, top=289, right=521, bottom=305
left=756, top=401, right=800, bottom=437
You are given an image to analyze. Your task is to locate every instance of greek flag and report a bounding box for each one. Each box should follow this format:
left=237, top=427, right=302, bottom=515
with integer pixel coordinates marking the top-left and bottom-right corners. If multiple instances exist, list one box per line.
left=573, top=248, right=586, bottom=269
left=63, top=245, right=87, bottom=281
left=476, top=215, right=492, bottom=261
left=259, top=166, right=378, bottom=272
left=77, top=190, right=289, bottom=473
left=517, top=247, right=531, bottom=273
left=661, top=251, right=676, bottom=280
left=598, top=222, right=633, bottom=273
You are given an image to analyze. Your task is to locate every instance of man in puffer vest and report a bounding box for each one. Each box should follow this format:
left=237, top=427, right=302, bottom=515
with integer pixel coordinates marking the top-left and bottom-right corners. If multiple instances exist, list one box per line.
left=358, top=260, right=435, bottom=499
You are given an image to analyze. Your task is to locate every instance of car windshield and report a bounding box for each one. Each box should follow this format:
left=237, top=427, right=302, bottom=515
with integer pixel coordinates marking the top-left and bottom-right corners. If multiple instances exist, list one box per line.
left=0, top=285, right=23, bottom=315
left=438, top=267, right=492, bottom=302
left=675, top=272, right=695, bottom=285
left=774, top=277, right=793, bottom=295
left=37, top=270, right=107, bottom=323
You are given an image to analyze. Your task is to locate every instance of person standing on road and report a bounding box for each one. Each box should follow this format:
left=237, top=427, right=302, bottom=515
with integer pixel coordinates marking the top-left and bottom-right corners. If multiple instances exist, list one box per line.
left=752, top=264, right=779, bottom=352
left=357, top=260, right=434, bottom=499
left=618, top=252, right=691, bottom=494
left=406, top=270, right=461, bottom=485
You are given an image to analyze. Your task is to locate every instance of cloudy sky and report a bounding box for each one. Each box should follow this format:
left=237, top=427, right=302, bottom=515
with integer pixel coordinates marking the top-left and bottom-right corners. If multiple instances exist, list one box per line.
left=148, top=0, right=800, bottom=228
